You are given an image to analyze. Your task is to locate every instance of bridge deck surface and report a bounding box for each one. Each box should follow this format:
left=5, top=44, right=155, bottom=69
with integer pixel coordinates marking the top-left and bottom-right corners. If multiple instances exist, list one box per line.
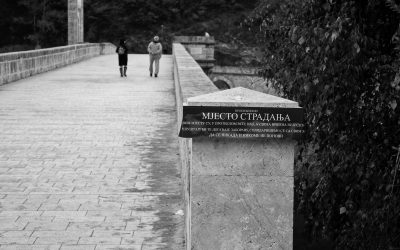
left=0, top=54, right=184, bottom=250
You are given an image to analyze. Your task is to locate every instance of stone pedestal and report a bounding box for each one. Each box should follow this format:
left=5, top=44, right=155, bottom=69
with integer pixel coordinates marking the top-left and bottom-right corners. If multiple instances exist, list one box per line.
left=68, top=0, right=84, bottom=45
left=186, top=87, right=298, bottom=250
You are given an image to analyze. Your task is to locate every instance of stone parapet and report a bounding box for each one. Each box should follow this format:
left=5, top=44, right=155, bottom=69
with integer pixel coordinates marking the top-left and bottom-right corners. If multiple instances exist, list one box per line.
left=211, top=65, right=259, bottom=76
left=172, top=43, right=218, bottom=122
left=173, top=42, right=218, bottom=248
left=174, top=36, right=216, bottom=45
left=173, top=42, right=296, bottom=250
left=0, top=43, right=116, bottom=86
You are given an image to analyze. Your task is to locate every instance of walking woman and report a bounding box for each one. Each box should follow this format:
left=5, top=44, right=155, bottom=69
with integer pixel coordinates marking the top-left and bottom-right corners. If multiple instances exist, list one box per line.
left=116, top=39, right=128, bottom=77
left=147, top=36, right=162, bottom=77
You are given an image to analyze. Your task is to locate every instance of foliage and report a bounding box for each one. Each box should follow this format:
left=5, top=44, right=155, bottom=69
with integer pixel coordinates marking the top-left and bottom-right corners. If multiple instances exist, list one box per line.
left=0, top=0, right=66, bottom=51
left=0, top=0, right=255, bottom=53
left=84, top=0, right=255, bottom=53
left=245, top=0, right=400, bottom=248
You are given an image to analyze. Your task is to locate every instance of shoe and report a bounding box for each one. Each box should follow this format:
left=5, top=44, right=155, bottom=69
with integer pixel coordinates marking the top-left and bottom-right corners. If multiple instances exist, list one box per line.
left=150, top=73, right=152, bottom=77
left=155, top=74, right=158, bottom=77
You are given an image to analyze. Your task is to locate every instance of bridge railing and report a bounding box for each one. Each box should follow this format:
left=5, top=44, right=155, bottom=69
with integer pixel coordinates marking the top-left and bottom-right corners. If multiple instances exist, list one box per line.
left=0, top=43, right=116, bottom=86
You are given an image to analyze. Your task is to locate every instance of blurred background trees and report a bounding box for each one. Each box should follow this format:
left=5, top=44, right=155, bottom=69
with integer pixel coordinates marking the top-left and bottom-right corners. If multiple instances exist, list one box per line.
left=0, top=0, right=255, bottom=53
left=0, top=0, right=66, bottom=52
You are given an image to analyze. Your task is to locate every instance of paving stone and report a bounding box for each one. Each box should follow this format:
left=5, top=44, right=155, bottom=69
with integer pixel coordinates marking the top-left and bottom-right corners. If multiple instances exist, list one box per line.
left=0, top=202, right=41, bottom=211
left=60, top=245, right=96, bottom=250
left=50, top=195, right=98, bottom=202
left=34, top=236, right=79, bottom=245
left=86, top=210, right=132, bottom=218
left=0, top=222, right=27, bottom=231
left=0, top=217, right=18, bottom=223
left=0, top=245, right=61, bottom=250
left=38, top=201, right=81, bottom=211
left=66, top=222, right=126, bottom=231
left=104, top=215, right=139, bottom=223
left=17, top=216, right=54, bottom=224
left=53, top=216, right=105, bottom=223
left=0, top=211, right=43, bottom=217
left=41, top=211, right=86, bottom=218
left=78, top=201, right=122, bottom=211
left=0, top=231, right=33, bottom=238
left=125, top=222, right=140, bottom=231
left=25, top=222, right=69, bottom=231
left=92, top=230, right=133, bottom=237
left=0, top=237, right=36, bottom=244
left=120, top=237, right=145, bottom=245
left=94, top=245, right=141, bottom=250
left=78, top=237, right=121, bottom=245
left=31, top=231, right=93, bottom=238
left=141, top=244, right=173, bottom=250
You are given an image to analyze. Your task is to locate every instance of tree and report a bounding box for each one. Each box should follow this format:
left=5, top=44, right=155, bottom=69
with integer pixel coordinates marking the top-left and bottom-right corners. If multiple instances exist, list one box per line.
left=246, top=0, right=400, bottom=248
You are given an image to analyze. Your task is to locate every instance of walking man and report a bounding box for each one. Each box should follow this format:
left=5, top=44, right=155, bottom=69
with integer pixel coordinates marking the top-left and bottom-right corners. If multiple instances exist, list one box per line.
left=148, top=36, right=162, bottom=77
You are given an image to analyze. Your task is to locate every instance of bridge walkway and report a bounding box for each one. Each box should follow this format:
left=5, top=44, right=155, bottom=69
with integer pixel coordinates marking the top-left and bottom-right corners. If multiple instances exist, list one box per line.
left=0, top=54, right=184, bottom=250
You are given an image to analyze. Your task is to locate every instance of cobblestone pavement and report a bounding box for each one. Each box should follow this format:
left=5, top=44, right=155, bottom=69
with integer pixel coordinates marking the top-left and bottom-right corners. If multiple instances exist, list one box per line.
left=0, top=55, right=184, bottom=250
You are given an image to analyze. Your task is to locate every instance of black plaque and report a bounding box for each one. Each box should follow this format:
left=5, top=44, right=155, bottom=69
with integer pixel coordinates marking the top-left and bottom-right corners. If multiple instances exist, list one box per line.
left=179, top=106, right=305, bottom=139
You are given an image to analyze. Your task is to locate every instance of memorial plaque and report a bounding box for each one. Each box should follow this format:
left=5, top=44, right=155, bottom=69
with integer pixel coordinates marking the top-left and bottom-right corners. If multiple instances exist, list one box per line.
left=179, top=106, right=305, bottom=139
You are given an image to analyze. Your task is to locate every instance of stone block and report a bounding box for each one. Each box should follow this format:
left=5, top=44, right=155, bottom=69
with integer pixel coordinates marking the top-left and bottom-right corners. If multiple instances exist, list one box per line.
left=94, top=245, right=141, bottom=250
left=192, top=137, right=294, bottom=177
left=34, top=236, right=79, bottom=245
left=191, top=175, right=292, bottom=250
left=78, top=236, right=122, bottom=244
left=173, top=36, right=215, bottom=45
left=0, top=237, right=36, bottom=244
left=60, top=245, right=96, bottom=250
left=25, top=221, right=69, bottom=231
left=0, top=245, right=61, bottom=250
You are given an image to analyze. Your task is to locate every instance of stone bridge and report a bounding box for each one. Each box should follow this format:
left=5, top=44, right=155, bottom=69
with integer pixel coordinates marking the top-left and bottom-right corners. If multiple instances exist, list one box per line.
left=0, top=1, right=297, bottom=249
left=0, top=41, right=296, bottom=250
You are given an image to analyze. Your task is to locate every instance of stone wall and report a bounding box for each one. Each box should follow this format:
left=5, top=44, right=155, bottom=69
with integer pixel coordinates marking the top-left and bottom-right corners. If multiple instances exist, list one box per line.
left=172, top=42, right=218, bottom=248
left=0, top=43, right=116, bottom=86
